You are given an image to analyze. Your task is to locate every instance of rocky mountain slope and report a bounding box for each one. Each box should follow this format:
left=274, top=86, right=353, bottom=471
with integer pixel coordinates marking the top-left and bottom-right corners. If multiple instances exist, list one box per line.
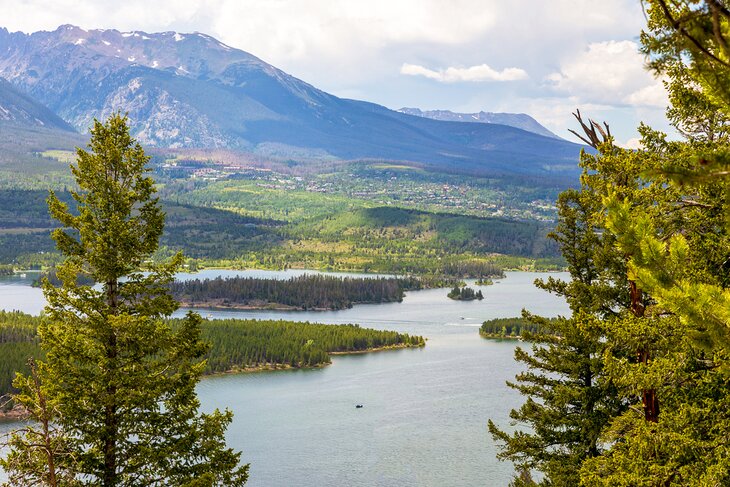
left=0, top=25, right=584, bottom=178
left=0, top=78, right=74, bottom=131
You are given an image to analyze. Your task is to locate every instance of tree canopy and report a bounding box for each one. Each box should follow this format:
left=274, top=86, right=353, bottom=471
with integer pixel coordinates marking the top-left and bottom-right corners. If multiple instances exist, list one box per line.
left=0, top=114, right=248, bottom=486
left=490, top=2, right=730, bottom=485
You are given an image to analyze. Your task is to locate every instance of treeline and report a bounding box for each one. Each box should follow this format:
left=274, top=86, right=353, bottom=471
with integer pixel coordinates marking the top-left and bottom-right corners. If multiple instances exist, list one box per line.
left=439, top=260, right=504, bottom=279
left=169, top=274, right=418, bottom=310
left=202, top=319, right=424, bottom=373
left=31, top=267, right=96, bottom=287
left=0, top=311, right=42, bottom=403
left=0, top=264, right=14, bottom=276
left=0, top=311, right=424, bottom=398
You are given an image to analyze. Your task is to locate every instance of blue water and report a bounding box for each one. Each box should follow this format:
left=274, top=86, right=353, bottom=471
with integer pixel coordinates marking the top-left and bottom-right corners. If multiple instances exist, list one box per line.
left=0, top=270, right=570, bottom=486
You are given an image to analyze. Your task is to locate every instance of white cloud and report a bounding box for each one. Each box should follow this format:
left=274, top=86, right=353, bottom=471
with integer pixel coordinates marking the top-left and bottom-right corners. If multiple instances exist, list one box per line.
left=0, top=0, right=669, bottom=143
left=621, top=137, right=643, bottom=149
left=400, top=63, right=528, bottom=83
left=624, top=83, right=668, bottom=107
left=547, top=40, right=669, bottom=108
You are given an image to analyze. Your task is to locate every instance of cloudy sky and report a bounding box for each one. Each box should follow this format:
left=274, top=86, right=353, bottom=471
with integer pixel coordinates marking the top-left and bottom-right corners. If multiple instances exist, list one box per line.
left=1, top=0, right=669, bottom=145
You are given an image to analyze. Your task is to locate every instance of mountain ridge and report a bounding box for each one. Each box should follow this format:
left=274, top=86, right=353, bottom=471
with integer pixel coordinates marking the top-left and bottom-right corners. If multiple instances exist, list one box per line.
left=397, top=107, right=560, bottom=139
left=0, top=25, right=585, bottom=178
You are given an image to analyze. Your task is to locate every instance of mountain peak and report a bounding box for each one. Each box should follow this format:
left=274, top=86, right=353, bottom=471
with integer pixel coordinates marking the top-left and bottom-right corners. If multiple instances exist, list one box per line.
left=397, top=107, right=560, bottom=139
left=0, top=25, right=583, bottom=178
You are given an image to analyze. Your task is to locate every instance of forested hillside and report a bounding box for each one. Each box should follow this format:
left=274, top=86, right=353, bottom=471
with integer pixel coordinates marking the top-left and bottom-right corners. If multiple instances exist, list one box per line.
left=294, top=206, right=557, bottom=257
left=0, top=189, right=560, bottom=273
left=0, top=189, right=283, bottom=265
left=0, top=311, right=41, bottom=398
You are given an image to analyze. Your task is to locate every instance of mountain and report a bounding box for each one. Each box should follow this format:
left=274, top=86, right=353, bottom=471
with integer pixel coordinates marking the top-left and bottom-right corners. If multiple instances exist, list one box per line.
left=0, top=78, right=74, bottom=131
left=397, top=108, right=560, bottom=139
left=0, top=25, right=585, bottom=178
left=0, top=78, right=81, bottom=178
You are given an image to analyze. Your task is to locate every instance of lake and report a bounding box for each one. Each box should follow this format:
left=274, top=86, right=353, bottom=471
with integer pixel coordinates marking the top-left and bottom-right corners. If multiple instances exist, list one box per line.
left=0, top=270, right=570, bottom=486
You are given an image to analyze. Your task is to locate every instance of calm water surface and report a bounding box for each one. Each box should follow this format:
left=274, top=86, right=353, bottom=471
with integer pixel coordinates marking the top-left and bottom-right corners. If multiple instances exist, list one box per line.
left=0, top=270, right=569, bottom=486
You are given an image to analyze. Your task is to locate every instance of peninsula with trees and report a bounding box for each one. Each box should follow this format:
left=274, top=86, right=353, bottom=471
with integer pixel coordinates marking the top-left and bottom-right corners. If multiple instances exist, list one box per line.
left=0, top=309, right=425, bottom=412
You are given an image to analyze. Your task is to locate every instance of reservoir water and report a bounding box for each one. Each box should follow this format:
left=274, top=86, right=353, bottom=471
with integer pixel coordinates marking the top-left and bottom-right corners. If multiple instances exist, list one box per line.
left=0, top=270, right=570, bottom=486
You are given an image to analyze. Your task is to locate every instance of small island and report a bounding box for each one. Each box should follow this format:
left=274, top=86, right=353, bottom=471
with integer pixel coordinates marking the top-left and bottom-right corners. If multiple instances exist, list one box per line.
left=475, top=277, right=494, bottom=286
left=479, top=317, right=559, bottom=339
left=447, top=285, right=483, bottom=301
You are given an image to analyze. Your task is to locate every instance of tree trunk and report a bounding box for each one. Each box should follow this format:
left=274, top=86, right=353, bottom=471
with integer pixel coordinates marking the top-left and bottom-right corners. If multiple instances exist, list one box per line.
left=103, top=279, right=119, bottom=486
left=29, top=359, right=58, bottom=487
left=630, top=280, right=659, bottom=422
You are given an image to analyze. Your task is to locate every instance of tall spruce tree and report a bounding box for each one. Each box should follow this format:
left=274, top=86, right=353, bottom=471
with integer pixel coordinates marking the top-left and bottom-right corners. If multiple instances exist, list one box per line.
left=487, top=116, right=667, bottom=484
left=490, top=121, right=719, bottom=485
left=577, top=2, right=730, bottom=484
left=0, top=114, right=248, bottom=486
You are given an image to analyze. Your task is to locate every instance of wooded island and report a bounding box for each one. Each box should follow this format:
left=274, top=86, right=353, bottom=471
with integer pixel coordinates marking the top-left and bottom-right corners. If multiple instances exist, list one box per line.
left=168, top=274, right=423, bottom=310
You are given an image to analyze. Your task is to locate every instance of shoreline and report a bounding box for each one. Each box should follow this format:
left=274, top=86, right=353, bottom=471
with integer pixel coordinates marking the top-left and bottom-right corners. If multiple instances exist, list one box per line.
left=209, top=342, right=425, bottom=375
left=0, top=404, right=30, bottom=421
left=177, top=298, right=407, bottom=312
left=0, top=343, right=425, bottom=421
left=178, top=301, right=338, bottom=312
left=479, top=332, right=523, bottom=340
left=329, top=342, right=425, bottom=355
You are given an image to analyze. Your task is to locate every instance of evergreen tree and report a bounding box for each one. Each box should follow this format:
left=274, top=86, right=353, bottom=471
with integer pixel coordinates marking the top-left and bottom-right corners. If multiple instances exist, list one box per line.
left=487, top=148, right=635, bottom=485
left=489, top=99, right=677, bottom=484
left=1, top=358, right=79, bottom=486
left=0, top=114, right=248, bottom=486
left=577, top=2, right=730, bottom=484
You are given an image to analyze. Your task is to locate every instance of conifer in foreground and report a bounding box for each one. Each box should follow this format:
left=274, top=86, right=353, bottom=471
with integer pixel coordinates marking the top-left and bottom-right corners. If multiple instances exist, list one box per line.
left=0, top=114, right=248, bottom=486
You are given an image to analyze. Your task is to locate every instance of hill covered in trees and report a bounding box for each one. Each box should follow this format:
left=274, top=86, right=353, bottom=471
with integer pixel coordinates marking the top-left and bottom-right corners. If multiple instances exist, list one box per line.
left=0, top=188, right=558, bottom=274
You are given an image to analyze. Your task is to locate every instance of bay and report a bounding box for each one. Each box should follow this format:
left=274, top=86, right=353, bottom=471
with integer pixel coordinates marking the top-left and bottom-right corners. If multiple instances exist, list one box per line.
left=0, top=270, right=569, bottom=486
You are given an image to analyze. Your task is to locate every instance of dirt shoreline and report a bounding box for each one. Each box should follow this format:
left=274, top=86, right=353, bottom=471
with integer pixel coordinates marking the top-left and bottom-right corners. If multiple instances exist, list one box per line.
left=330, top=343, right=425, bottom=355
left=479, top=332, right=522, bottom=340
left=0, top=404, right=30, bottom=421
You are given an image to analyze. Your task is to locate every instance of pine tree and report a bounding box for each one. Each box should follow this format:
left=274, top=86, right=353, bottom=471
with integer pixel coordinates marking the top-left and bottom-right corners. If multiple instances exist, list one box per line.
left=0, top=114, right=248, bottom=486
left=488, top=101, right=679, bottom=484
left=576, top=3, right=730, bottom=483
left=488, top=170, right=631, bottom=486
left=1, top=358, right=79, bottom=486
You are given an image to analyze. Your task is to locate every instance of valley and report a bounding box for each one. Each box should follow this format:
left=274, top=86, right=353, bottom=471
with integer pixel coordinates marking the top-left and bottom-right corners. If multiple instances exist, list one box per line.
left=0, top=2, right=727, bottom=485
